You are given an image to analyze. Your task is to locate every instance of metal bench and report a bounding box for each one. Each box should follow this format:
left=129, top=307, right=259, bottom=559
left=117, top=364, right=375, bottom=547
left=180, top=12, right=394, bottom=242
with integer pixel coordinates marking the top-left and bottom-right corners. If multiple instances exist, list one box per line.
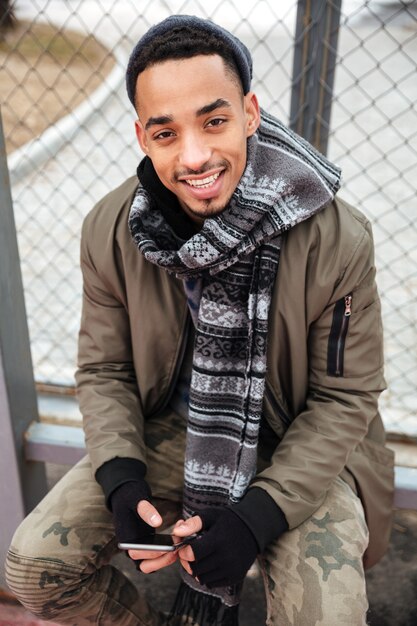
left=23, top=419, right=417, bottom=512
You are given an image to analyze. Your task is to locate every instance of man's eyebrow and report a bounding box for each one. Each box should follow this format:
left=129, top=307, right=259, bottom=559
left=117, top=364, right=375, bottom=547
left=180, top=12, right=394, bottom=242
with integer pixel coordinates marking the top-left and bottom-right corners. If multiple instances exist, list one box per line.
left=197, top=98, right=232, bottom=116
left=143, top=99, right=231, bottom=130
left=144, top=114, right=174, bottom=131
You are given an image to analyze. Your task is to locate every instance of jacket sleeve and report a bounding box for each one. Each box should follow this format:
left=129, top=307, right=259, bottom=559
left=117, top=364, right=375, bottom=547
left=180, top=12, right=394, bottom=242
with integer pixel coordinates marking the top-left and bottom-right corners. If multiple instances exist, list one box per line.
left=251, top=207, right=386, bottom=529
left=75, top=212, right=147, bottom=478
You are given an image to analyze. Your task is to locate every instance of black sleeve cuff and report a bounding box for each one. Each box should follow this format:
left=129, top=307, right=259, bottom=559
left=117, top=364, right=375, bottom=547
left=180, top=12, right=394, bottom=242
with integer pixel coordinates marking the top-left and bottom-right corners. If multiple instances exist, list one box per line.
left=95, top=457, right=147, bottom=509
left=231, top=487, right=289, bottom=553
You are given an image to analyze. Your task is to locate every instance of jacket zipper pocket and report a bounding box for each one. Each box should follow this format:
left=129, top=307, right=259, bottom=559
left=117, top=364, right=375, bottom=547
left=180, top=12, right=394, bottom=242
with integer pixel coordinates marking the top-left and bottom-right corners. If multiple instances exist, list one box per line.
left=264, top=381, right=292, bottom=427
left=327, top=294, right=352, bottom=377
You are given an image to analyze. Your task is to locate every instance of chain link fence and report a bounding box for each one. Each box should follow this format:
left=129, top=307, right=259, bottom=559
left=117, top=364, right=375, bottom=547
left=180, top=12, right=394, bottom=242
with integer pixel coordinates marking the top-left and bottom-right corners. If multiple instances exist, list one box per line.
left=328, top=1, right=417, bottom=437
left=1, top=0, right=416, bottom=438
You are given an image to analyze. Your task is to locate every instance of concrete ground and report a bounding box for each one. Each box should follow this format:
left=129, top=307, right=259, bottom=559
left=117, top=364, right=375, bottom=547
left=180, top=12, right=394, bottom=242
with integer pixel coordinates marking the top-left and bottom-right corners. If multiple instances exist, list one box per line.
left=1, top=461, right=417, bottom=625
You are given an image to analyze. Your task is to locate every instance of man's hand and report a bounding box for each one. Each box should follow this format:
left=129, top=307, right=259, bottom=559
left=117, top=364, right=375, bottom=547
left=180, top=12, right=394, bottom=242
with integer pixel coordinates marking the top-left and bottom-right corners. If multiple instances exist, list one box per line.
left=175, top=508, right=258, bottom=588
left=172, top=515, right=203, bottom=577
left=110, top=479, right=162, bottom=560
left=110, top=480, right=158, bottom=541
left=110, top=481, right=178, bottom=572
left=126, top=500, right=179, bottom=573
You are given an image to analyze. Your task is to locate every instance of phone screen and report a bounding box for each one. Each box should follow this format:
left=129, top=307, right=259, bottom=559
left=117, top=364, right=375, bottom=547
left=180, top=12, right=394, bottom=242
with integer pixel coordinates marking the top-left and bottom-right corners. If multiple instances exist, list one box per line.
left=118, top=534, right=179, bottom=552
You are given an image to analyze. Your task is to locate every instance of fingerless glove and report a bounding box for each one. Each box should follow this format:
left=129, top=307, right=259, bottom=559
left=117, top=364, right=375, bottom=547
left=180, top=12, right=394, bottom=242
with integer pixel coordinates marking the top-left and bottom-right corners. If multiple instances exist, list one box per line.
left=189, top=488, right=288, bottom=588
left=109, top=480, right=154, bottom=544
left=190, top=507, right=258, bottom=588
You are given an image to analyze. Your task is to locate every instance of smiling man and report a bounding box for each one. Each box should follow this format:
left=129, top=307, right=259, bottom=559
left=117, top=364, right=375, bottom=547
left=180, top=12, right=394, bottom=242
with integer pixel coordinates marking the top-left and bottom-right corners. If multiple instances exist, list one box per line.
left=7, top=15, right=394, bottom=626
left=134, top=54, right=259, bottom=223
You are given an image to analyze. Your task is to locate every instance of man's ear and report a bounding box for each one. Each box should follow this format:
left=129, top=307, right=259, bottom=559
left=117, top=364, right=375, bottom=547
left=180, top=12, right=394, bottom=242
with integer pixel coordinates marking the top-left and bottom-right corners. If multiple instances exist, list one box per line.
left=135, top=119, right=149, bottom=154
left=244, top=92, right=261, bottom=137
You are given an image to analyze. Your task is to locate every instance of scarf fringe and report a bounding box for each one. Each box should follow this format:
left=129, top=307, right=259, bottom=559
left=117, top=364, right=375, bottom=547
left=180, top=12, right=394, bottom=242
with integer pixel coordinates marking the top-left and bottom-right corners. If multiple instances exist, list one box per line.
left=167, top=581, right=239, bottom=626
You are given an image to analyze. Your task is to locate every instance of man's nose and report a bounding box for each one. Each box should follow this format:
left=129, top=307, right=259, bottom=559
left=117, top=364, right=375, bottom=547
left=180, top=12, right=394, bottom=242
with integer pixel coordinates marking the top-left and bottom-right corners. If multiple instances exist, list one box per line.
left=178, top=132, right=211, bottom=172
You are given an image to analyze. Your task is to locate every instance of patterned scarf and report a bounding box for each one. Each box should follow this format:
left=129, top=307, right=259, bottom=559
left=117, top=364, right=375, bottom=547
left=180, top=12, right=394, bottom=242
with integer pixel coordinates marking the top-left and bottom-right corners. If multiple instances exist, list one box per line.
left=129, top=110, right=341, bottom=624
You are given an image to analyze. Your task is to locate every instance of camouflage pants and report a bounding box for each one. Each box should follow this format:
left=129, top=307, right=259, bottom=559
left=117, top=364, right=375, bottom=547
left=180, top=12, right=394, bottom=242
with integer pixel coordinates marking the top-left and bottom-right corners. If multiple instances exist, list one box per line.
left=5, top=408, right=369, bottom=625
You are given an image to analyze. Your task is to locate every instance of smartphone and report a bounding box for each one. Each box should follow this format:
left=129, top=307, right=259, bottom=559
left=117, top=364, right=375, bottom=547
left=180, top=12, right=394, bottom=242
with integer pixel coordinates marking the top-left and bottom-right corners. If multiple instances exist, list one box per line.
left=118, top=534, right=194, bottom=552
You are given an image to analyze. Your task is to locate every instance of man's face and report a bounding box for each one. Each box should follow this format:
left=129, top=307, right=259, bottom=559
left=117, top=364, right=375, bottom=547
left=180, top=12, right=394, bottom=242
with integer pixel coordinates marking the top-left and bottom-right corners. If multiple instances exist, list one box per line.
left=134, top=54, right=260, bottom=223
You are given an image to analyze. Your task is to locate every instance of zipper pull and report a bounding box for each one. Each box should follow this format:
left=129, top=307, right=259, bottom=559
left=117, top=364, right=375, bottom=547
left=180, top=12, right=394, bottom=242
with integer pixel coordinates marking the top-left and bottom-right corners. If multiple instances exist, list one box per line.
left=344, top=295, right=352, bottom=317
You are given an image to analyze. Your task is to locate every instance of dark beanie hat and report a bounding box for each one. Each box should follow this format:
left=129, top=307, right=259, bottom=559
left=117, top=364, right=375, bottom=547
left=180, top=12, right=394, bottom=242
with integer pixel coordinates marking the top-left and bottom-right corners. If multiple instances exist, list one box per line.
left=126, top=15, right=253, bottom=106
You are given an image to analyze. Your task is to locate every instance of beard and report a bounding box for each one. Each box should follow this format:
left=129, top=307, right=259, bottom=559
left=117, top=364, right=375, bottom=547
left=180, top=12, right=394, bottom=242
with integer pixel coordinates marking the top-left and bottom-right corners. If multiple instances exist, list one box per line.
left=179, top=194, right=233, bottom=221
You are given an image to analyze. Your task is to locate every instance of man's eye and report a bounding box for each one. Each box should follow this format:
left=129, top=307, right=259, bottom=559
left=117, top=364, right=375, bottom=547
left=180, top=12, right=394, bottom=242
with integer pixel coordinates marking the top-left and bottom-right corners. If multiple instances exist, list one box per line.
left=207, top=118, right=225, bottom=128
left=154, top=131, right=174, bottom=140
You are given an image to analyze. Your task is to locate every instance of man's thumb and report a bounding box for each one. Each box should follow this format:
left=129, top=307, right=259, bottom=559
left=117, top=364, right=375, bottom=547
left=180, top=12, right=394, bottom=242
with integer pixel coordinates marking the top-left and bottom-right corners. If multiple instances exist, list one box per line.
left=174, top=515, right=203, bottom=536
left=137, top=499, right=162, bottom=527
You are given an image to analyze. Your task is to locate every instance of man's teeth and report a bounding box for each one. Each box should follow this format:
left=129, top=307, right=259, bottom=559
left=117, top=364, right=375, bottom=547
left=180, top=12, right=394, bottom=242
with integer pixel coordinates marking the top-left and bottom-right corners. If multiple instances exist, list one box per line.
left=185, top=172, right=221, bottom=188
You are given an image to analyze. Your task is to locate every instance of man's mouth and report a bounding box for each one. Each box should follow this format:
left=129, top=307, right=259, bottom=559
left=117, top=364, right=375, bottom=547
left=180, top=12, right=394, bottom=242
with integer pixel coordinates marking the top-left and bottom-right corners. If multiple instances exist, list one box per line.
left=184, top=172, right=221, bottom=189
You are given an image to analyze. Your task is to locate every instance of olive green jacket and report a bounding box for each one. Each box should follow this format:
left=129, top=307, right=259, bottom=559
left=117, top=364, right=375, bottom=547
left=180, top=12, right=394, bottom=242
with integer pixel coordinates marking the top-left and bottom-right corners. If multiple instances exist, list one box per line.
left=75, top=176, right=394, bottom=569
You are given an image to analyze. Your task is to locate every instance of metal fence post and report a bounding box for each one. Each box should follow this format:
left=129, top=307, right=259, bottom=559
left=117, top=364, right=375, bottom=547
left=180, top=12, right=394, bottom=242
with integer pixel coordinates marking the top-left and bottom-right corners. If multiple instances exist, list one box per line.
left=0, top=107, right=47, bottom=590
left=290, top=0, right=342, bottom=155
